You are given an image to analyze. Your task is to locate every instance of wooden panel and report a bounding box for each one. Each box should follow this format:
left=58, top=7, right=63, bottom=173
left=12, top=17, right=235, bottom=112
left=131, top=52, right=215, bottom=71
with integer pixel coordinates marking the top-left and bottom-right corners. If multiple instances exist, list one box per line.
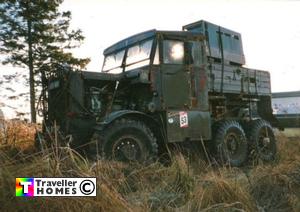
left=207, top=63, right=271, bottom=95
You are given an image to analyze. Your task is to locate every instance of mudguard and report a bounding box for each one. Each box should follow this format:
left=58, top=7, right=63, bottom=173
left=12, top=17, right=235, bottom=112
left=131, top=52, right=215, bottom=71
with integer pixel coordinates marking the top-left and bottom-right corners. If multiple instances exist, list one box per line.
left=94, top=110, right=159, bottom=131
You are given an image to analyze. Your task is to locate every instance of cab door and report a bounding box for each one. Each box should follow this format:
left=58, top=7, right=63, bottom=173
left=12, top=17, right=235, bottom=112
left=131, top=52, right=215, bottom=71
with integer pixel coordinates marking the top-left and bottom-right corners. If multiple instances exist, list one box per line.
left=159, top=38, right=211, bottom=142
left=160, top=40, right=190, bottom=109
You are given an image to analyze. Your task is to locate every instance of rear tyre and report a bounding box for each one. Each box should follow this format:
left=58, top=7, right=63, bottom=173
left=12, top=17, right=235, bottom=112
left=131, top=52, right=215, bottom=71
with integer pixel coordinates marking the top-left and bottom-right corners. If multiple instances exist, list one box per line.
left=213, top=120, right=248, bottom=167
left=248, top=119, right=277, bottom=161
left=91, top=119, right=158, bottom=163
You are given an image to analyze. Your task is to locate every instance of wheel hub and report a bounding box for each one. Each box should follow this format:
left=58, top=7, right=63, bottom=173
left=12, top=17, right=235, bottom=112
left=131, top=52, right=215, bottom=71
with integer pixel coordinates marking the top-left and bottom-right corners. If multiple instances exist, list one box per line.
left=118, top=141, right=137, bottom=160
left=263, top=137, right=270, bottom=145
left=226, top=133, right=239, bottom=154
left=258, top=134, right=271, bottom=153
left=113, top=137, right=140, bottom=161
left=229, top=139, right=237, bottom=151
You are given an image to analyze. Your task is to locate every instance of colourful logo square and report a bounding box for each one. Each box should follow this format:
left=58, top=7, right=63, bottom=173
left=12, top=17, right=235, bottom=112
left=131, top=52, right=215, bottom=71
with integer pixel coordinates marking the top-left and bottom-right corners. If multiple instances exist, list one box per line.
left=16, top=178, right=34, bottom=197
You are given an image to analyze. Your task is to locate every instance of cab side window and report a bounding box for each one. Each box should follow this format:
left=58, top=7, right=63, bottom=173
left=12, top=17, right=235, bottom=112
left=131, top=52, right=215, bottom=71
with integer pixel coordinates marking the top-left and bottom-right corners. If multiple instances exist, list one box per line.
left=163, top=40, right=184, bottom=64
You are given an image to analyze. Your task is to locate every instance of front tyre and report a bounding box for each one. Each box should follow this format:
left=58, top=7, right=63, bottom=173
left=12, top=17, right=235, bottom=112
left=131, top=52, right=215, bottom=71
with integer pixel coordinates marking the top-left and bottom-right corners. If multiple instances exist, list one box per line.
left=248, top=119, right=277, bottom=161
left=213, top=120, right=248, bottom=167
left=92, top=119, right=158, bottom=163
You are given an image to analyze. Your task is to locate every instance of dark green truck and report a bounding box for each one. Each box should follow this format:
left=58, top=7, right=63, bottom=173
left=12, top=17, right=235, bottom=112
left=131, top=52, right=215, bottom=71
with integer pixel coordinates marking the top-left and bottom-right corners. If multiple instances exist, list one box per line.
left=42, top=20, right=278, bottom=166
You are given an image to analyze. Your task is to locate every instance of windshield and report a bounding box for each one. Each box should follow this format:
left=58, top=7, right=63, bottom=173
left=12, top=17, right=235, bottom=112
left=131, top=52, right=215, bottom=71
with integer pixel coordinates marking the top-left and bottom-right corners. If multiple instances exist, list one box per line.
left=102, top=39, right=154, bottom=74
left=125, top=39, right=153, bottom=71
left=102, top=50, right=125, bottom=73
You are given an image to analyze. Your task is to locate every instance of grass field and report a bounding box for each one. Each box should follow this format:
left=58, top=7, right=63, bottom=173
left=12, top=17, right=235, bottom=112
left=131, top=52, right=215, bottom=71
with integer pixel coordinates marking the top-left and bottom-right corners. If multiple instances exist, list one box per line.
left=0, top=121, right=299, bottom=212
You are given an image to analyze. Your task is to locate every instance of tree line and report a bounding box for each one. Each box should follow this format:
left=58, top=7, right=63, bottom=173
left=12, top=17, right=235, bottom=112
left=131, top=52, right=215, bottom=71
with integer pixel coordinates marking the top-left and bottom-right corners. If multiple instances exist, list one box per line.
left=0, top=0, right=90, bottom=123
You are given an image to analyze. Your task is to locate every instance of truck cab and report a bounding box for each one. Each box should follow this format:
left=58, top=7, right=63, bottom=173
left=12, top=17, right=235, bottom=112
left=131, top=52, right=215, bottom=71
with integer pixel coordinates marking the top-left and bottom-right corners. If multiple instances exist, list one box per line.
left=100, top=30, right=211, bottom=142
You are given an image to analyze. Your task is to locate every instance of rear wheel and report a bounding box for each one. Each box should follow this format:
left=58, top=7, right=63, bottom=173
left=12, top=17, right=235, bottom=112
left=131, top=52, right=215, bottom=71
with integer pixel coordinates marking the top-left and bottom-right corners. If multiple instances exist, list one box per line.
left=213, top=120, right=248, bottom=167
left=248, top=119, right=277, bottom=161
left=91, top=119, right=158, bottom=163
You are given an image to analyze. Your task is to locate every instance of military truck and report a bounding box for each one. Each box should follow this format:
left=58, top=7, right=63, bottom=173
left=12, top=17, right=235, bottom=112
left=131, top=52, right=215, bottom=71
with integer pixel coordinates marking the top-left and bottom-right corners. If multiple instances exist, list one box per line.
left=41, top=20, right=278, bottom=166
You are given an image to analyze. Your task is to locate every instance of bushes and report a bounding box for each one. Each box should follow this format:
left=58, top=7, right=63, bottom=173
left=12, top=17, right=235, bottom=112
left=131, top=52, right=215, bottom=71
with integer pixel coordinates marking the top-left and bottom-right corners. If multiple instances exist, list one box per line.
left=0, top=120, right=36, bottom=151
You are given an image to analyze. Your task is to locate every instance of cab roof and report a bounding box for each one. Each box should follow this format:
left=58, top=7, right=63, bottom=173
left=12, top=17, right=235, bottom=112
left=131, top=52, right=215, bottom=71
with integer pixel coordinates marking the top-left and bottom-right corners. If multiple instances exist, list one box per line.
left=103, top=29, right=204, bottom=55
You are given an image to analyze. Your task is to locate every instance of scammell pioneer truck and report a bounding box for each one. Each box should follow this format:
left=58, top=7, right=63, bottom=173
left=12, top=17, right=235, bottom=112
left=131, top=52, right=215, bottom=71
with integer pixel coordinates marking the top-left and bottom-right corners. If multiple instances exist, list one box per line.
left=41, top=20, right=278, bottom=166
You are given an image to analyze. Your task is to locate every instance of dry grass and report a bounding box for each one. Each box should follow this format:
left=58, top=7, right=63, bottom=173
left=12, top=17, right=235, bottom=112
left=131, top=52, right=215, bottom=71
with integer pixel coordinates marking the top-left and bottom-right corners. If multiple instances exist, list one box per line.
left=0, top=122, right=300, bottom=211
left=248, top=132, right=300, bottom=212
left=0, top=120, right=36, bottom=151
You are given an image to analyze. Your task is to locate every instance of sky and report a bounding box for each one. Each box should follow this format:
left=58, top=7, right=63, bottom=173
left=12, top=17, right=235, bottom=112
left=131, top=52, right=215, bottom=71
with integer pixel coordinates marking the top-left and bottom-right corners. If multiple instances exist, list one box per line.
left=1, top=0, right=300, bottom=118
left=61, top=0, right=300, bottom=92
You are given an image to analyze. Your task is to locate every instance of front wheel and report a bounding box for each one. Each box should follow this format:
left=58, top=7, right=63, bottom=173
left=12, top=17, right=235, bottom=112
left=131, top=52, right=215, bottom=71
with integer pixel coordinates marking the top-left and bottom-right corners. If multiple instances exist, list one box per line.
left=248, top=119, right=277, bottom=161
left=91, top=119, right=158, bottom=163
left=213, top=120, right=248, bottom=167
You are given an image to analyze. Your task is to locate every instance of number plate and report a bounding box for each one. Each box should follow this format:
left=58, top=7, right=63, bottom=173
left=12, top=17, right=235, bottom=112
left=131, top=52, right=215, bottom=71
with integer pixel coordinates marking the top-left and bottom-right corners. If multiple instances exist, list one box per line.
left=179, top=111, right=188, bottom=128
